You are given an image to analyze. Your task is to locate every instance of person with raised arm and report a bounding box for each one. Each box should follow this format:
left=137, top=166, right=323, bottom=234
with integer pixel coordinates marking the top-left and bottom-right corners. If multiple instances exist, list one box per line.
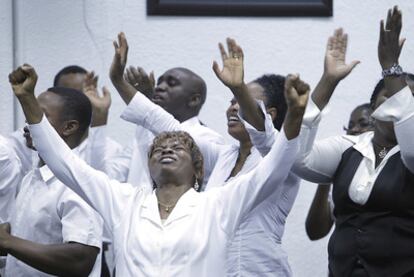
left=211, top=38, right=306, bottom=276
left=111, top=33, right=306, bottom=275
left=9, top=32, right=308, bottom=274
left=0, top=69, right=104, bottom=276
left=91, top=35, right=224, bottom=189
left=292, top=6, right=414, bottom=277
left=305, top=103, right=373, bottom=241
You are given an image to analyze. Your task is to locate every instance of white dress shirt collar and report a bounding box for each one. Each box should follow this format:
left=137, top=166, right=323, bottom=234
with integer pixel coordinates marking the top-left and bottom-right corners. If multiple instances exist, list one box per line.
left=141, top=189, right=200, bottom=227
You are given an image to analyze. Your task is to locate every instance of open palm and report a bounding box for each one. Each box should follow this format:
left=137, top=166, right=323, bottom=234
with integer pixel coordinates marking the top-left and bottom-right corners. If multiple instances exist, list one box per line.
left=324, top=29, right=359, bottom=81
left=213, top=38, right=244, bottom=89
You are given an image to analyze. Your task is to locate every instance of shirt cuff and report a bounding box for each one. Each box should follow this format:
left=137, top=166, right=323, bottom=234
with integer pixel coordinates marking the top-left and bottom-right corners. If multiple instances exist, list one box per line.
left=120, top=91, right=153, bottom=125
left=28, top=115, right=50, bottom=137
left=372, top=86, right=414, bottom=122
left=238, top=100, right=278, bottom=155
left=238, top=100, right=275, bottom=136
left=88, top=125, right=107, bottom=148
left=302, top=99, right=323, bottom=127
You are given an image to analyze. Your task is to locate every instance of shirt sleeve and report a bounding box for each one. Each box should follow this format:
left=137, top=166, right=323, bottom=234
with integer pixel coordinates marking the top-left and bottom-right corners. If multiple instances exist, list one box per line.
left=0, top=136, right=22, bottom=222
left=371, top=86, right=414, bottom=173
left=87, top=125, right=132, bottom=182
left=58, top=189, right=103, bottom=249
left=6, top=129, right=35, bottom=174
left=120, top=91, right=222, bottom=179
left=214, top=129, right=298, bottom=235
left=238, top=100, right=279, bottom=157
left=291, top=99, right=353, bottom=183
left=28, top=116, right=138, bottom=232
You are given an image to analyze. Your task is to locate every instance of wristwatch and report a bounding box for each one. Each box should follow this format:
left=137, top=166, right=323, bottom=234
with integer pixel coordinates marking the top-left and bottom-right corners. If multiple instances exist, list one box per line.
left=382, top=63, right=404, bottom=77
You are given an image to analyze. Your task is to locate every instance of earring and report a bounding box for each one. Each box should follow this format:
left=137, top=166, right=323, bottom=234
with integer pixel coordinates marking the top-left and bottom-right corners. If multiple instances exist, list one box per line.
left=194, top=180, right=200, bottom=191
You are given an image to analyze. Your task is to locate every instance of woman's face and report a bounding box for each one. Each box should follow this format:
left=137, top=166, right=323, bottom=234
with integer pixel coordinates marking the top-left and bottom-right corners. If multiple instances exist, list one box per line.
left=148, top=137, right=195, bottom=187
left=345, top=107, right=373, bottom=135
left=226, top=82, right=267, bottom=142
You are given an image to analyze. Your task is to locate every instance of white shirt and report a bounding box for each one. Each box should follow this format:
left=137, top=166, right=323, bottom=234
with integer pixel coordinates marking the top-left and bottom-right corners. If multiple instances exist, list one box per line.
left=28, top=114, right=298, bottom=277
left=223, top=106, right=300, bottom=277
left=5, top=164, right=103, bottom=277
left=7, top=126, right=123, bottom=174
left=120, top=93, right=300, bottom=276
left=0, top=135, right=22, bottom=223
left=293, top=87, right=414, bottom=205
left=91, top=101, right=224, bottom=190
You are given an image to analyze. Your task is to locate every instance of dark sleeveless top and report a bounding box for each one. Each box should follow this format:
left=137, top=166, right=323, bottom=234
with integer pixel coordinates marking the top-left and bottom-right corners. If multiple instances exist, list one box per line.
left=330, top=147, right=414, bottom=277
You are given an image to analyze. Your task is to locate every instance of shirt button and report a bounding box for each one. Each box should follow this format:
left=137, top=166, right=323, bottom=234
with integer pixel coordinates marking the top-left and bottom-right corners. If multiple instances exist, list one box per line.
left=356, top=259, right=362, bottom=265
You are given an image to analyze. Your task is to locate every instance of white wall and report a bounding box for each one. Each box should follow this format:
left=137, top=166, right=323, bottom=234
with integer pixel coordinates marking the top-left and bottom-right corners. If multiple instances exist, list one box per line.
left=0, top=0, right=15, bottom=132
left=5, top=0, right=414, bottom=276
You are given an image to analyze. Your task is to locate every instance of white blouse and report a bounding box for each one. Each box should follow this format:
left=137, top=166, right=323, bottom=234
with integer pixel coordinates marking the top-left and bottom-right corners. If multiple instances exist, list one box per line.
left=120, top=92, right=301, bottom=276
left=293, top=87, right=414, bottom=205
left=28, top=114, right=298, bottom=277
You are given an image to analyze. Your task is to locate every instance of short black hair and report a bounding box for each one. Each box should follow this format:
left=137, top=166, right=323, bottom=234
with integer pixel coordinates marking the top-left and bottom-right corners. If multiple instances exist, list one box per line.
left=252, top=74, right=287, bottom=130
left=53, top=65, right=87, bottom=87
left=47, top=87, right=92, bottom=136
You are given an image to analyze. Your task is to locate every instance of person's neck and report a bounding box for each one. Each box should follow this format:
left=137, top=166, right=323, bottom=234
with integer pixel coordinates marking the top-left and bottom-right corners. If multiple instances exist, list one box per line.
left=372, top=129, right=397, bottom=148
left=155, top=183, right=192, bottom=206
left=80, top=128, right=89, bottom=142
left=239, top=139, right=253, bottom=158
left=66, top=136, right=83, bottom=150
left=175, top=113, right=197, bottom=123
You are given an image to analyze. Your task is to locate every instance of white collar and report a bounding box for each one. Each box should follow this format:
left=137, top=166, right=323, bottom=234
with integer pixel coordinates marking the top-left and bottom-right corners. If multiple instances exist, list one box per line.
left=351, top=131, right=400, bottom=163
left=181, top=116, right=200, bottom=128
left=141, top=188, right=200, bottom=227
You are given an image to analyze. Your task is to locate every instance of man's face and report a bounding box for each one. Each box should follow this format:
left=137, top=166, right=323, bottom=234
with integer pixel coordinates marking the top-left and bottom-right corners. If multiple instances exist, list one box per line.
left=152, top=69, right=195, bottom=116
left=24, top=91, right=65, bottom=150
left=56, top=73, right=86, bottom=91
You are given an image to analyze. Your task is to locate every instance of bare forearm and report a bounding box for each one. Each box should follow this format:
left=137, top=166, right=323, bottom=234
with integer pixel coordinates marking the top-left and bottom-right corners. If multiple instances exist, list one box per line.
left=311, top=74, right=339, bottom=111
left=231, top=83, right=265, bottom=131
left=16, top=94, right=43, bottom=124
left=2, top=236, right=98, bottom=276
left=305, top=184, right=334, bottom=240
left=283, top=108, right=305, bottom=140
left=383, top=75, right=407, bottom=98
left=111, top=78, right=137, bottom=105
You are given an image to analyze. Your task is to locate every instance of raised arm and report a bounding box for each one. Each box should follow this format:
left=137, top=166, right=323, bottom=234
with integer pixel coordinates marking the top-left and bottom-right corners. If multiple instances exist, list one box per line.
left=109, top=32, right=137, bottom=105
left=312, top=28, right=360, bottom=110
left=213, top=38, right=265, bottom=131
left=378, top=6, right=407, bottom=97
left=83, top=71, right=112, bottom=128
left=216, top=74, right=309, bottom=234
left=10, top=64, right=135, bottom=230
left=292, top=29, right=359, bottom=183
left=124, top=65, right=155, bottom=99
left=375, top=6, right=414, bottom=173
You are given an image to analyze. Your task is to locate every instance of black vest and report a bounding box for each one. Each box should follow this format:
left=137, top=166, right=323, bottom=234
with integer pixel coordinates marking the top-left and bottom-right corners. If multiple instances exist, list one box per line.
left=329, top=147, right=414, bottom=277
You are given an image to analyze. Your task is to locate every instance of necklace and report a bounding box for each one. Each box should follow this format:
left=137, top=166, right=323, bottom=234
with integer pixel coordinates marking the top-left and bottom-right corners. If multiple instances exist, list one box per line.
left=158, top=200, right=176, bottom=213
left=378, top=147, right=388, bottom=159
left=372, top=140, right=393, bottom=159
